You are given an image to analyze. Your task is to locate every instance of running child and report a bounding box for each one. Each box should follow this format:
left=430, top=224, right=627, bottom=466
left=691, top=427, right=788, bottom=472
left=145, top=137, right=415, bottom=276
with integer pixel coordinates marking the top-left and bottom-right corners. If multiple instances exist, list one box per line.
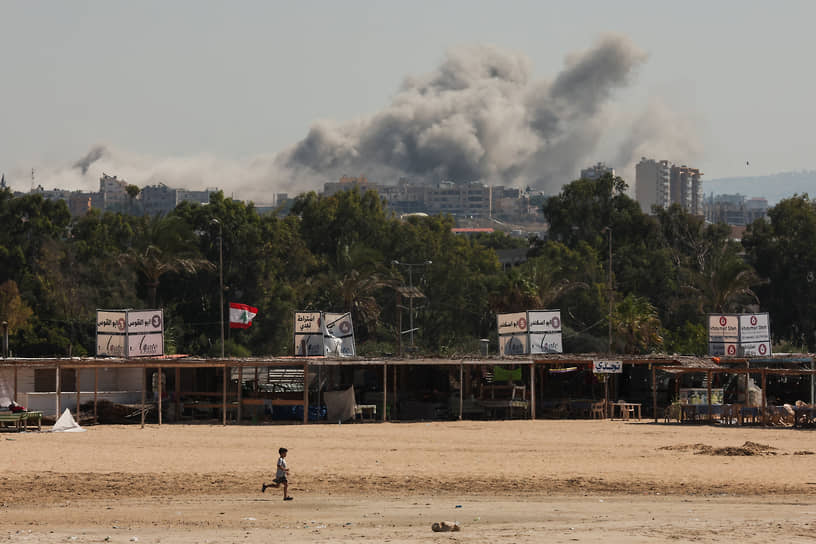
left=262, top=447, right=293, bottom=500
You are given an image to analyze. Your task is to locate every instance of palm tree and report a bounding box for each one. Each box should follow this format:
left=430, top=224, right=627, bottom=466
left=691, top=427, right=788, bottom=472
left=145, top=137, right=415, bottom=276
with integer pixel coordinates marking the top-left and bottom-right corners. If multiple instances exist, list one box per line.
left=612, top=294, right=663, bottom=354
left=688, top=244, right=764, bottom=314
left=119, top=214, right=214, bottom=307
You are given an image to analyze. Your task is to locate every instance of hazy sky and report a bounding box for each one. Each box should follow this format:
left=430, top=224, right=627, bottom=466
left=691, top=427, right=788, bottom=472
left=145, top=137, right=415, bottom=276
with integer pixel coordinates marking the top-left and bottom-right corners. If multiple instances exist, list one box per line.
left=1, top=1, right=814, bottom=200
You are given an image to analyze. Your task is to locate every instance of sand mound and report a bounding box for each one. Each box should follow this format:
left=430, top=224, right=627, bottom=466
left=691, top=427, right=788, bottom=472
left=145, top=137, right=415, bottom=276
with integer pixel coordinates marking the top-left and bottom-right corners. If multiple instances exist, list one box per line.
left=661, top=441, right=778, bottom=456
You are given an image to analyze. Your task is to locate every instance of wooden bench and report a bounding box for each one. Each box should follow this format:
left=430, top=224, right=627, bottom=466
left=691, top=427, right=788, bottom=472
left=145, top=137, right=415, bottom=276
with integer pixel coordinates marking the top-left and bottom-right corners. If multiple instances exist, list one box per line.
left=0, top=412, right=24, bottom=431
left=0, top=411, right=41, bottom=431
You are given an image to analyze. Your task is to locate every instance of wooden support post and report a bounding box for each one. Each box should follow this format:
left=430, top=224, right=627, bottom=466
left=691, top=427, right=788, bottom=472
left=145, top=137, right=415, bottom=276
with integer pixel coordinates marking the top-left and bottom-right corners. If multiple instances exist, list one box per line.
left=56, top=366, right=61, bottom=418
left=303, top=363, right=309, bottom=424
left=13, top=365, right=17, bottom=403
left=761, top=368, right=767, bottom=426
left=393, top=364, right=398, bottom=421
left=76, top=368, right=81, bottom=422
left=706, top=370, right=712, bottom=422
left=237, top=365, right=243, bottom=423
left=94, top=368, right=98, bottom=423
left=157, top=367, right=163, bottom=426
left=382, top=362, right=388, bottom=422
left=459, top=363, right=464, bottom=420
left=175, top=367, right=181, bottom=421
left=530, top=362, right=536, bottom=420
left=222, top=365, right=228, bottom=426
left=652, top=365, right=657, bottom=422
left=140, top=367, right=146, bottom=429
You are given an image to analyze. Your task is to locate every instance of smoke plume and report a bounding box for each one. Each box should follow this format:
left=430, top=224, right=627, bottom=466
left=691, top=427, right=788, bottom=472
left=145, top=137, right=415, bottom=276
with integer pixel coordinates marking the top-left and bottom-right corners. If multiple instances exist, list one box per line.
left=12, top=35, right=699, bottom=200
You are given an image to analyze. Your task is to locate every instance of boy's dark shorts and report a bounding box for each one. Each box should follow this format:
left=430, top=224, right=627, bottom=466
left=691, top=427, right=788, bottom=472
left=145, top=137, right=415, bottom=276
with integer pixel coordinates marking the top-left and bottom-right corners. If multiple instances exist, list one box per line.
left=274, top=476, right=288, bottom=484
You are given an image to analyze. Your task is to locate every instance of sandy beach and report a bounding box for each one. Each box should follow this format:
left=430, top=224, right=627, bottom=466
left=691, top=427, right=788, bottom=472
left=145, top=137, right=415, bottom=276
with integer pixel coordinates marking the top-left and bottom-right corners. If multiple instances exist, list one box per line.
left=2, top=420, right=815, bottom=543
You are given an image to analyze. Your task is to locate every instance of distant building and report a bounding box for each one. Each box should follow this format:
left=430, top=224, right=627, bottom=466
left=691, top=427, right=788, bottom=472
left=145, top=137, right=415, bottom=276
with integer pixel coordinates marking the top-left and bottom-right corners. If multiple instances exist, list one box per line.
left=636, top=158, right=703, bottom=216
left=670, top=165, right=704, bottom=216
left=635, top=158, right=671, bottom=213
left=99, top=174, right=130, bottom=212
left=705, top=194, right=768, bottom=226
left=140, top=184, right=214, bottom=215
left=140, top=183, right=178, bottom=216
left=323, top=175, right=375, bottom=196
left=744, top=197, right=769, bottom=224
left=580, top=162, right=615, bottom=180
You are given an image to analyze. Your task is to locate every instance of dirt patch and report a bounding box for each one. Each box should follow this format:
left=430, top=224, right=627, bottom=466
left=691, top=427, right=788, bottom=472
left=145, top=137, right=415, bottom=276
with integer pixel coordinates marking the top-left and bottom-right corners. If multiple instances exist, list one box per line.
left=660, top=441, right=778, bottom=456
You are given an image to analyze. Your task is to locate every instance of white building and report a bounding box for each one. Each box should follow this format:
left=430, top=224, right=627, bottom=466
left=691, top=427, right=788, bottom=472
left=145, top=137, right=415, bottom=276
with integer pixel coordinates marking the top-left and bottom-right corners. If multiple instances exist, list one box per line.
left=635, top=158, right=671, bottom=213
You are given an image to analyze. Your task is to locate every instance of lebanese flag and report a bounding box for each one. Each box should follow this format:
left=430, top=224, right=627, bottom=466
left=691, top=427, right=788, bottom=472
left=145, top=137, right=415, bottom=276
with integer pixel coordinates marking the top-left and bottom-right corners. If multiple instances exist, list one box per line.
left=229, top=302, right=258, bottom=329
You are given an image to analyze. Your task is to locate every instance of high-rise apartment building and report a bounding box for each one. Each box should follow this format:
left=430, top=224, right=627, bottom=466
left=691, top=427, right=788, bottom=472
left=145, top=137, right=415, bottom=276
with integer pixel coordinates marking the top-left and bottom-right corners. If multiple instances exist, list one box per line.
left=635, top=158, right=671, bottom=213
left=670, top=165, right=703, bottom=216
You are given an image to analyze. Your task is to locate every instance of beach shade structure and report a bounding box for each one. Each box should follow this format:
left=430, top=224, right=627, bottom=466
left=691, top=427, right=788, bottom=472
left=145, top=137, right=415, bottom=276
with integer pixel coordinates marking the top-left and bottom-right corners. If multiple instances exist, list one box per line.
left=52, top=408, right=86, bottom=433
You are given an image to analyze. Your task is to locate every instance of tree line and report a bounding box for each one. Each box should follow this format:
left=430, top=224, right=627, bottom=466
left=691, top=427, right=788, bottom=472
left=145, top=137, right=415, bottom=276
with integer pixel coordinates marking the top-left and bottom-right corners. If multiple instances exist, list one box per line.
left=1, top=173, right=814, bottom=358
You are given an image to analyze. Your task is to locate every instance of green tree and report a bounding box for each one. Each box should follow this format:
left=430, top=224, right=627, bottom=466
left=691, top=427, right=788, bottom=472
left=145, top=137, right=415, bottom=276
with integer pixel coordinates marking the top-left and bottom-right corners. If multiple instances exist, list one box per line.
left=743, top=195, right=816, bottom=349
left=119, top=214, right=215, bottom=308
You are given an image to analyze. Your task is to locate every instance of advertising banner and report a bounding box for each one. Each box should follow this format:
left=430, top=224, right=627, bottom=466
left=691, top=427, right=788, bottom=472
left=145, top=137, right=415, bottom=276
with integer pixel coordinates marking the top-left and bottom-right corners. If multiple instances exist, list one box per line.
left=294, top=312, right=322, bottom=334
left=497, top=312, right=528, bottom=335
left=324, top=312, right=355, bottom=357
left=96, top=334, right=126, bottom=357
left=294, top=333, right=325, bottom=356
left=708, top=315, right=739, bottom=343
left=529, top=332, right=563, bottom=354
left=740, top=341, right=771, bottom=357
left=96, top=309, right=164, bottom=357
left=498, top=333, right=528, bottom=356
left=127, top=310, right=163, bottom=334
left=739, top=313, right=770, bottom=343
left=97, top=311, right=127, bottom=334
left=129, top=332, right=164, bottom=357
left=709, top=342, right=739, bottom=357
left=527, top=310, right=562, bottom=333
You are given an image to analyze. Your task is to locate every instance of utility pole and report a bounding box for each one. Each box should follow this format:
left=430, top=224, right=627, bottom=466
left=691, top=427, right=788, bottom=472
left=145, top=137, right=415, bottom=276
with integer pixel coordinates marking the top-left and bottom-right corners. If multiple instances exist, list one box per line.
left=393, top=260, right=432, bottom=353
left=212, top=219, right=225, bottom=358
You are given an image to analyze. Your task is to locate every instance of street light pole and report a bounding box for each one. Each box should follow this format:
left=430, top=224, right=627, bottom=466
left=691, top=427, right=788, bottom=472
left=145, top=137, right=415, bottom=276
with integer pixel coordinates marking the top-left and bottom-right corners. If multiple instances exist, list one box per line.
left=604, top=227, right=612, bottom=354
left=212, top=219, right=225, bottom=358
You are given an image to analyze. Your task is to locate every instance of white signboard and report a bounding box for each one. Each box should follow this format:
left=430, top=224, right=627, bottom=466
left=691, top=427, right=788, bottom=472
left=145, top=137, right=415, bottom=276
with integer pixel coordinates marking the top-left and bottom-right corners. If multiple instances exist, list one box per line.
left=295, top=312, right=322, bottom=334
left=499, top=334, right=528, bottom=356
left=708, top=315, right=739, bottom=343
left=708, top=313, right=772, bottom=358
left=527, top=310, right=562, bottom=333
left=593, top=360, right=623, bottom=374
left=97, top=311, right=127, bottom=334
left=294, top=333, right=325, bottom=356
left=740, top=341, right=771, bottom=357
left=96, top=334, right=126, bottom=357
left=96, top=309, right=164, bottom=357
left=739, top=313, right=770, bottom=343
left=325, top=312, right=355, bottom=357
left=528, top=310, right=563, bottom=354
left=529, top=332, right=563, bottom=354
left=127, top=310, right=163, bottom=334
left=497, top=312, right=528, bottom=335
left=709, top=342, right=739, bottom=357
left=129, top=332, right=164, bottom=357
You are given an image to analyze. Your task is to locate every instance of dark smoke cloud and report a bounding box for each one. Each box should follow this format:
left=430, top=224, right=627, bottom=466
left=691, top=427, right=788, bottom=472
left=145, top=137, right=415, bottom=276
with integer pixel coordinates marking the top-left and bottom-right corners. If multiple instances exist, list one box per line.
left=73, top=145, right=108, bottom=175
left=278, top=34, right=659, bottom=192
left=21, top=35, right=698, bottom=200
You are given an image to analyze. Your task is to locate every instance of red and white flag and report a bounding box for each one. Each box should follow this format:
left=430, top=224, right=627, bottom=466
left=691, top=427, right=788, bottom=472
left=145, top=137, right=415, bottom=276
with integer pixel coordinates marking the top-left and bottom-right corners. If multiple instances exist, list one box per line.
left=229, top=302, right=258, bottom=329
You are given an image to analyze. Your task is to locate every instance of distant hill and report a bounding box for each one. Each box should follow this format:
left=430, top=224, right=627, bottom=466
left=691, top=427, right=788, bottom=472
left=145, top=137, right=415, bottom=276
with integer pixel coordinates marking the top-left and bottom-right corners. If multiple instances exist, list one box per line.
left=705, top=170, right=816, bottom=205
